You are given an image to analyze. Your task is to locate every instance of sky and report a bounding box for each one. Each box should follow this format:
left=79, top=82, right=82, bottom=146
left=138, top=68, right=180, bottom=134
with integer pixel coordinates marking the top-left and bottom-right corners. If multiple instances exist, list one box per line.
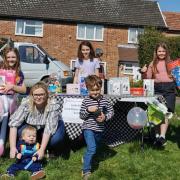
left=157, top=0, right=180, bottom=12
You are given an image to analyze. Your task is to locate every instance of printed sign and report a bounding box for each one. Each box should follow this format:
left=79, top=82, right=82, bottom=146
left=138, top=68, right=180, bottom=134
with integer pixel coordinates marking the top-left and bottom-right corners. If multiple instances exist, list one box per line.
left=62, top=98, right=84, bottom=123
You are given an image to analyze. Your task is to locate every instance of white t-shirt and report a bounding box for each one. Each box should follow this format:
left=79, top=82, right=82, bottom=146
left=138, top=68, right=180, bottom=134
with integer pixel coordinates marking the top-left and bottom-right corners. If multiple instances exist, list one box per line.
left=75, top=58, right=100, bottom=79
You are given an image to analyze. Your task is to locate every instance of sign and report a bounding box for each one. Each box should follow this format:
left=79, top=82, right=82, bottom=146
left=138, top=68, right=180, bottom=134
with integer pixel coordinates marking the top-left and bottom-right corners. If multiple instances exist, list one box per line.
left=62, top=98, right=84, bottom=123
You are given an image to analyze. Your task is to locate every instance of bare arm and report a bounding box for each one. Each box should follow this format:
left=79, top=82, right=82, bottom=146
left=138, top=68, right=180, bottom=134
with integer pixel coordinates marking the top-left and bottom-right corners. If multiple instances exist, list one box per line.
left=13, top=82, right=27, bottom=94
left=3, top=82, right=27, bottom=94
left=36, top=133, right=50, bottom=159
left=9, top=127, right=18, bottom=158
left=95, top=68, right=99, bottom=77
left=73, top=68, right=79, bottom=84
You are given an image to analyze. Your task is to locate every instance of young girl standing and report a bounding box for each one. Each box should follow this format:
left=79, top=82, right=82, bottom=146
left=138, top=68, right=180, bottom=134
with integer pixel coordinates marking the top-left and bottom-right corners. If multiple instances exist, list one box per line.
left=0, top=47, right=26, bottom=156
left=73, top=41, right=100, bottom=84
left=142, top=42, right=176, bottom=147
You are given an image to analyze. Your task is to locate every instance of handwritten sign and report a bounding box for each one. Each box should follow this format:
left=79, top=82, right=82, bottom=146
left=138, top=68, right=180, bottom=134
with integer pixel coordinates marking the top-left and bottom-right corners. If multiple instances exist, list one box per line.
left=62, top=98, right=84, bottom=124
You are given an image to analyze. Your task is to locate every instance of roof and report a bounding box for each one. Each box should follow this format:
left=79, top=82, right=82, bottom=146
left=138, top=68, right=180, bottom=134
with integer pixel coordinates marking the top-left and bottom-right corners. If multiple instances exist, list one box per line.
left=0, top=0, right=166, bottom=28
left=163, top=12, right=180, bottom=31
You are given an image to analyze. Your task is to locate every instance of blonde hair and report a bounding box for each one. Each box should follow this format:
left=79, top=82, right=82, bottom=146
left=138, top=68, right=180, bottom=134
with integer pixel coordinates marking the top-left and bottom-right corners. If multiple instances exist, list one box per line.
left=29, top=81, right=49, bottom=113
left=21, top=125, right=37, bottom=138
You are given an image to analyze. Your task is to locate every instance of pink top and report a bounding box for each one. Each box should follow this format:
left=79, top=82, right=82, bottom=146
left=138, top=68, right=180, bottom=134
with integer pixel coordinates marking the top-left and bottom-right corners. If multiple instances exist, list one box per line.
left=146, top=60, right=173, bottom=83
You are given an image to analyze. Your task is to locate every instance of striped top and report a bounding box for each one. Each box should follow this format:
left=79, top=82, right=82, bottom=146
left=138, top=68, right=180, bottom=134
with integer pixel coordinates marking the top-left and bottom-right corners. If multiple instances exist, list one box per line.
left=9, top=97, right=61, bottom=135
left=80, top=95, right=114, bottom=132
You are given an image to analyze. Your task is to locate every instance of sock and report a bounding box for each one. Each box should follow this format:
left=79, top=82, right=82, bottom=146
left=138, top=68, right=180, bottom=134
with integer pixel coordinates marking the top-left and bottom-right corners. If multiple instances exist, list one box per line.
left=160, top=135, right=165, bottom=139
left=155, top=134, right=160, bottom=138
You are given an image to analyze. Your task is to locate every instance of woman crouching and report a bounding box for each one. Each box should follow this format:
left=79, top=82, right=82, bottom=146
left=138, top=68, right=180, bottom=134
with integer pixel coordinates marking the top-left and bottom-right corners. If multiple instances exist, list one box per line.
left=8, top=81, right=65, bottom=159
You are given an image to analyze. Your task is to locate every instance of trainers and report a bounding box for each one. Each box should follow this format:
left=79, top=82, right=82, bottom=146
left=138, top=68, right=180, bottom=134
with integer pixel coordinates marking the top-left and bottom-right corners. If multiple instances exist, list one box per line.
left=158, top=137, right=167, bottom=147
left=31, top=170, right=45, bottom=180
left=0, top=173, right=14, bottom=179
left=154, top=137, right=167, bottom=147
left=82, top=172, right=91, bottom=180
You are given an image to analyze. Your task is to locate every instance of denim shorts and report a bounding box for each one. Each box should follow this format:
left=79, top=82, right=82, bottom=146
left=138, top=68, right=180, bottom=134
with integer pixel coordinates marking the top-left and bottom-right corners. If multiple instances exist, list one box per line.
left=154, top=82, right=176, bottom=113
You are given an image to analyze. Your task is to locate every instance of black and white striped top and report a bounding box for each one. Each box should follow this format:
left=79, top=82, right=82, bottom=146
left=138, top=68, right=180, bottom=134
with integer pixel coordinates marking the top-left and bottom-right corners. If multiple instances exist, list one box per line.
left=9, top=97, right=61, bottom=135
left=80, top=95, right=114, bottom=132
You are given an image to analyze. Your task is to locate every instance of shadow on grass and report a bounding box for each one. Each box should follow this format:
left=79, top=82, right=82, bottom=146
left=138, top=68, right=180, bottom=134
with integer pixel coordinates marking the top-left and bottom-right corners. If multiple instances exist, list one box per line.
left=53, top=133, right=86, bottom=160
left=92, top=143, right=117, bottom=173
left=166, top=123, right=180, bottom=148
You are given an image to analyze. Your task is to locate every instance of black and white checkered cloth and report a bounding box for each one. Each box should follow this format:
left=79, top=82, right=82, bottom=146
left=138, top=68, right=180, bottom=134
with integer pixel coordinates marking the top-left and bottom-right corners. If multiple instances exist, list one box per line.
left=55, top=94, right=147, bottom=147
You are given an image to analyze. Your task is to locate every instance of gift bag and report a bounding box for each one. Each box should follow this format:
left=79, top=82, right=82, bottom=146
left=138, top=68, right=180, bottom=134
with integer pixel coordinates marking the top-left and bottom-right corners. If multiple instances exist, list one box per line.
left=147, top=103, right=165, bottom=126
left=0, top=69, right=16, bottom=94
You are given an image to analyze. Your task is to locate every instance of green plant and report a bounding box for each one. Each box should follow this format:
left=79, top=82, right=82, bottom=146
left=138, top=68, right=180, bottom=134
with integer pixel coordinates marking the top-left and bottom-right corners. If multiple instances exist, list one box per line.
left=130, top=80, right=143, bottom=88
left=138, top=27, right=180, bottom=67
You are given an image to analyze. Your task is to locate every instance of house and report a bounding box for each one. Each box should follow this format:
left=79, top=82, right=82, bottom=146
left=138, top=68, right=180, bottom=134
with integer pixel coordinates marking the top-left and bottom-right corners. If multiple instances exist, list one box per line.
left=163, top=12, right=180, bottom=37
left=0, top=0, right=166, bottom=77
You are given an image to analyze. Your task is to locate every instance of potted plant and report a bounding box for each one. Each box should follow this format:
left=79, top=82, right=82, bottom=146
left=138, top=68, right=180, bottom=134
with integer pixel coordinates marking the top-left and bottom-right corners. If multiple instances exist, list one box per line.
left=130, top=80, right=144, bottom=96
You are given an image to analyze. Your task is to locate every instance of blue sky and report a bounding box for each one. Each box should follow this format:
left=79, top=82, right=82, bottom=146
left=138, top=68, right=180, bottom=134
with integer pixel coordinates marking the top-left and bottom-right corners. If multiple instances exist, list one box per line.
left=157, top=0, right=180, bottom=12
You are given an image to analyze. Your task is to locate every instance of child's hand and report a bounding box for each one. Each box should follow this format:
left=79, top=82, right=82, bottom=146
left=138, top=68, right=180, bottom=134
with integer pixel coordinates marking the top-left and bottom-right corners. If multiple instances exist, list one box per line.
left=141, top=64, right=148, bottom=73
left=36, top=148, right=45, bottom=160
left=32, top=156, right=37, bottom=162
left=10, top=147, right=18, bottom=159
left=3, top=84, right=14, bottom=94
left=96, top=112, right=105, bottom=123
left=88, top=106, right=98, bottom=113
left=16, top=153, right=22, bottom=159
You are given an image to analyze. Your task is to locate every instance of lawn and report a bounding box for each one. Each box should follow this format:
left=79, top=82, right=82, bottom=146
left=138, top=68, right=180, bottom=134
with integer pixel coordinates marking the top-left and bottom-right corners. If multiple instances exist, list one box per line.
left=0, top=104, right=180, bottom=180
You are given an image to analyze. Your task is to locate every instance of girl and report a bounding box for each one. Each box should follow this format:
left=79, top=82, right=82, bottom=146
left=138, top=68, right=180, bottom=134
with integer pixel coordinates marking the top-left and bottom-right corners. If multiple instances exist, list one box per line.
left=0, top=47, right=26, bottom=156
left=9, top=81, right=65, bottom=159
left=73, top=41, right=100, bottom=84
left=142, top=42, right=176, bottom=147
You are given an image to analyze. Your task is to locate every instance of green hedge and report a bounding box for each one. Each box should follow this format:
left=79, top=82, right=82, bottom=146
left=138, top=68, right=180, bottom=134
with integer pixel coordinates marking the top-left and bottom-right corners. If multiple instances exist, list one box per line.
left=138, top=27, right=180, bottom=96
left=138, top=27, right=180, bottom=67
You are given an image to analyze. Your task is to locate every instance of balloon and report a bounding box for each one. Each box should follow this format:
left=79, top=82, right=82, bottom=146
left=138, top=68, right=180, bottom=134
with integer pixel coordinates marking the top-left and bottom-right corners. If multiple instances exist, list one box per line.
left=127, top=107, right=147, bottom=129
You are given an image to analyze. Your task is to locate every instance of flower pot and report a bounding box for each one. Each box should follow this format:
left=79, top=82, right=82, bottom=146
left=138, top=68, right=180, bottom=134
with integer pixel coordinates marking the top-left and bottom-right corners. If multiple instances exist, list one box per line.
left=130, top=87, right=144, bottom=96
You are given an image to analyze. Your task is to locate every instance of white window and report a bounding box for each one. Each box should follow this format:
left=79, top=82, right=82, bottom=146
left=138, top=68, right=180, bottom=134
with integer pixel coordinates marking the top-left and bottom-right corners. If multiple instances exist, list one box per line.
left=128, top=28, right=144, bottom=44
left=77, top=24, right=104, bottom=41
left=15, top=19, right=43, bottom=37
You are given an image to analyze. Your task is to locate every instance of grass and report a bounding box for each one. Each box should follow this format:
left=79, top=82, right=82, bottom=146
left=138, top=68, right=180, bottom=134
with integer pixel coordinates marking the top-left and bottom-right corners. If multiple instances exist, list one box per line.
left=0, top=104, right=180, bottom=180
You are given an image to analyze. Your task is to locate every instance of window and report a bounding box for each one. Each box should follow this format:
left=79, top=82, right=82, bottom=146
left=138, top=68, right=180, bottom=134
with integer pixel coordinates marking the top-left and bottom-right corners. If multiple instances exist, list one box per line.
left=15, top=19, right=43, bottom=37
left=19, top=46, right=44, bottom=64
left=77, top=24, right=104, bottom=41
left=118, top=62, right=138, bottom=75
left=128, top=28, right=144, bottom=44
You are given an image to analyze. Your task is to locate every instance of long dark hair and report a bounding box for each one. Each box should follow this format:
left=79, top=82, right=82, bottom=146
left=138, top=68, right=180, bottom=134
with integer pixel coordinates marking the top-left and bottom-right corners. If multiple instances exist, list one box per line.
left=77, top=41, right=95, bottom=63
left=2, top=47, right=21, bottom=76
left=152, top=42, right=171, bottom=78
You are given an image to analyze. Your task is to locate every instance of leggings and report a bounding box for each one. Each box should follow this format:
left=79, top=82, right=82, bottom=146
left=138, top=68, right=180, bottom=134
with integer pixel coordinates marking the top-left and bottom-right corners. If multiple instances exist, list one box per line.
left=0, top=95, right=17, bottom=145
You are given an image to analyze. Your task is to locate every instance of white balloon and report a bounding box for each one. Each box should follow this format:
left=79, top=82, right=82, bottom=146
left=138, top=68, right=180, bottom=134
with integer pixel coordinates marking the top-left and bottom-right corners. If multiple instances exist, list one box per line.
left=127, top=107, right=147, bottom=129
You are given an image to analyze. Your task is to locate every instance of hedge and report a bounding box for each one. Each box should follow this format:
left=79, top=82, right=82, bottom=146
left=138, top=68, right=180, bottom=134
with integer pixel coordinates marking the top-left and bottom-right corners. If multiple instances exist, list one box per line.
left=138, top=27, right=180, bottom=67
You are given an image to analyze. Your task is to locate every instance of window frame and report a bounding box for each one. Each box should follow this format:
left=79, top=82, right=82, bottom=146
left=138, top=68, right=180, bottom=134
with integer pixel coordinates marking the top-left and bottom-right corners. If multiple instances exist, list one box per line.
left=128, top=28, right=144, bottom=44
left=15, top=19, right=44, bottom=37
left=76, top=24, right=104, bottom=41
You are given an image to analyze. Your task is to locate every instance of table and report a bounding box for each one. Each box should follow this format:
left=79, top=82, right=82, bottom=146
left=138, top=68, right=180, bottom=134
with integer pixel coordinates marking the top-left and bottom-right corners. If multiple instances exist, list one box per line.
left=56, top=95, right=155, bottom=147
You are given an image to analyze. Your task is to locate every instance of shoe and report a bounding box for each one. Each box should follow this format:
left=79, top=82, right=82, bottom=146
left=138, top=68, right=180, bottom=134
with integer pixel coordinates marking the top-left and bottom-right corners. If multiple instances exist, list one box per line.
left=82, top=172, right=91, bottom=180
left=0, top=173, right=14, bottom=179
left=154, top=137, right=167, bottom=147
left=153, top=137, right=159, bottom=146
left=31, top=170, right=45, bottom=180
left=158, top=137, right=167, bottom=147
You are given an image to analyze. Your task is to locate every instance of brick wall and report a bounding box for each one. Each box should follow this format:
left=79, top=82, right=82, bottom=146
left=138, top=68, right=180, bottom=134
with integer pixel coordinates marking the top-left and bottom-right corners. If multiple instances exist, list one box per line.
left=0, top=19, right=128, bottom=77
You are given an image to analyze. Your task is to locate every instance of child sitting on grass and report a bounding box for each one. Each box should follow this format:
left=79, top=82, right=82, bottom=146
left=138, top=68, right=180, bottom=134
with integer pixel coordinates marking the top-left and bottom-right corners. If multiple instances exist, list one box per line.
left=80, top=75, right=114, bottom=179
left=1, top=126, right=45, bottom=180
